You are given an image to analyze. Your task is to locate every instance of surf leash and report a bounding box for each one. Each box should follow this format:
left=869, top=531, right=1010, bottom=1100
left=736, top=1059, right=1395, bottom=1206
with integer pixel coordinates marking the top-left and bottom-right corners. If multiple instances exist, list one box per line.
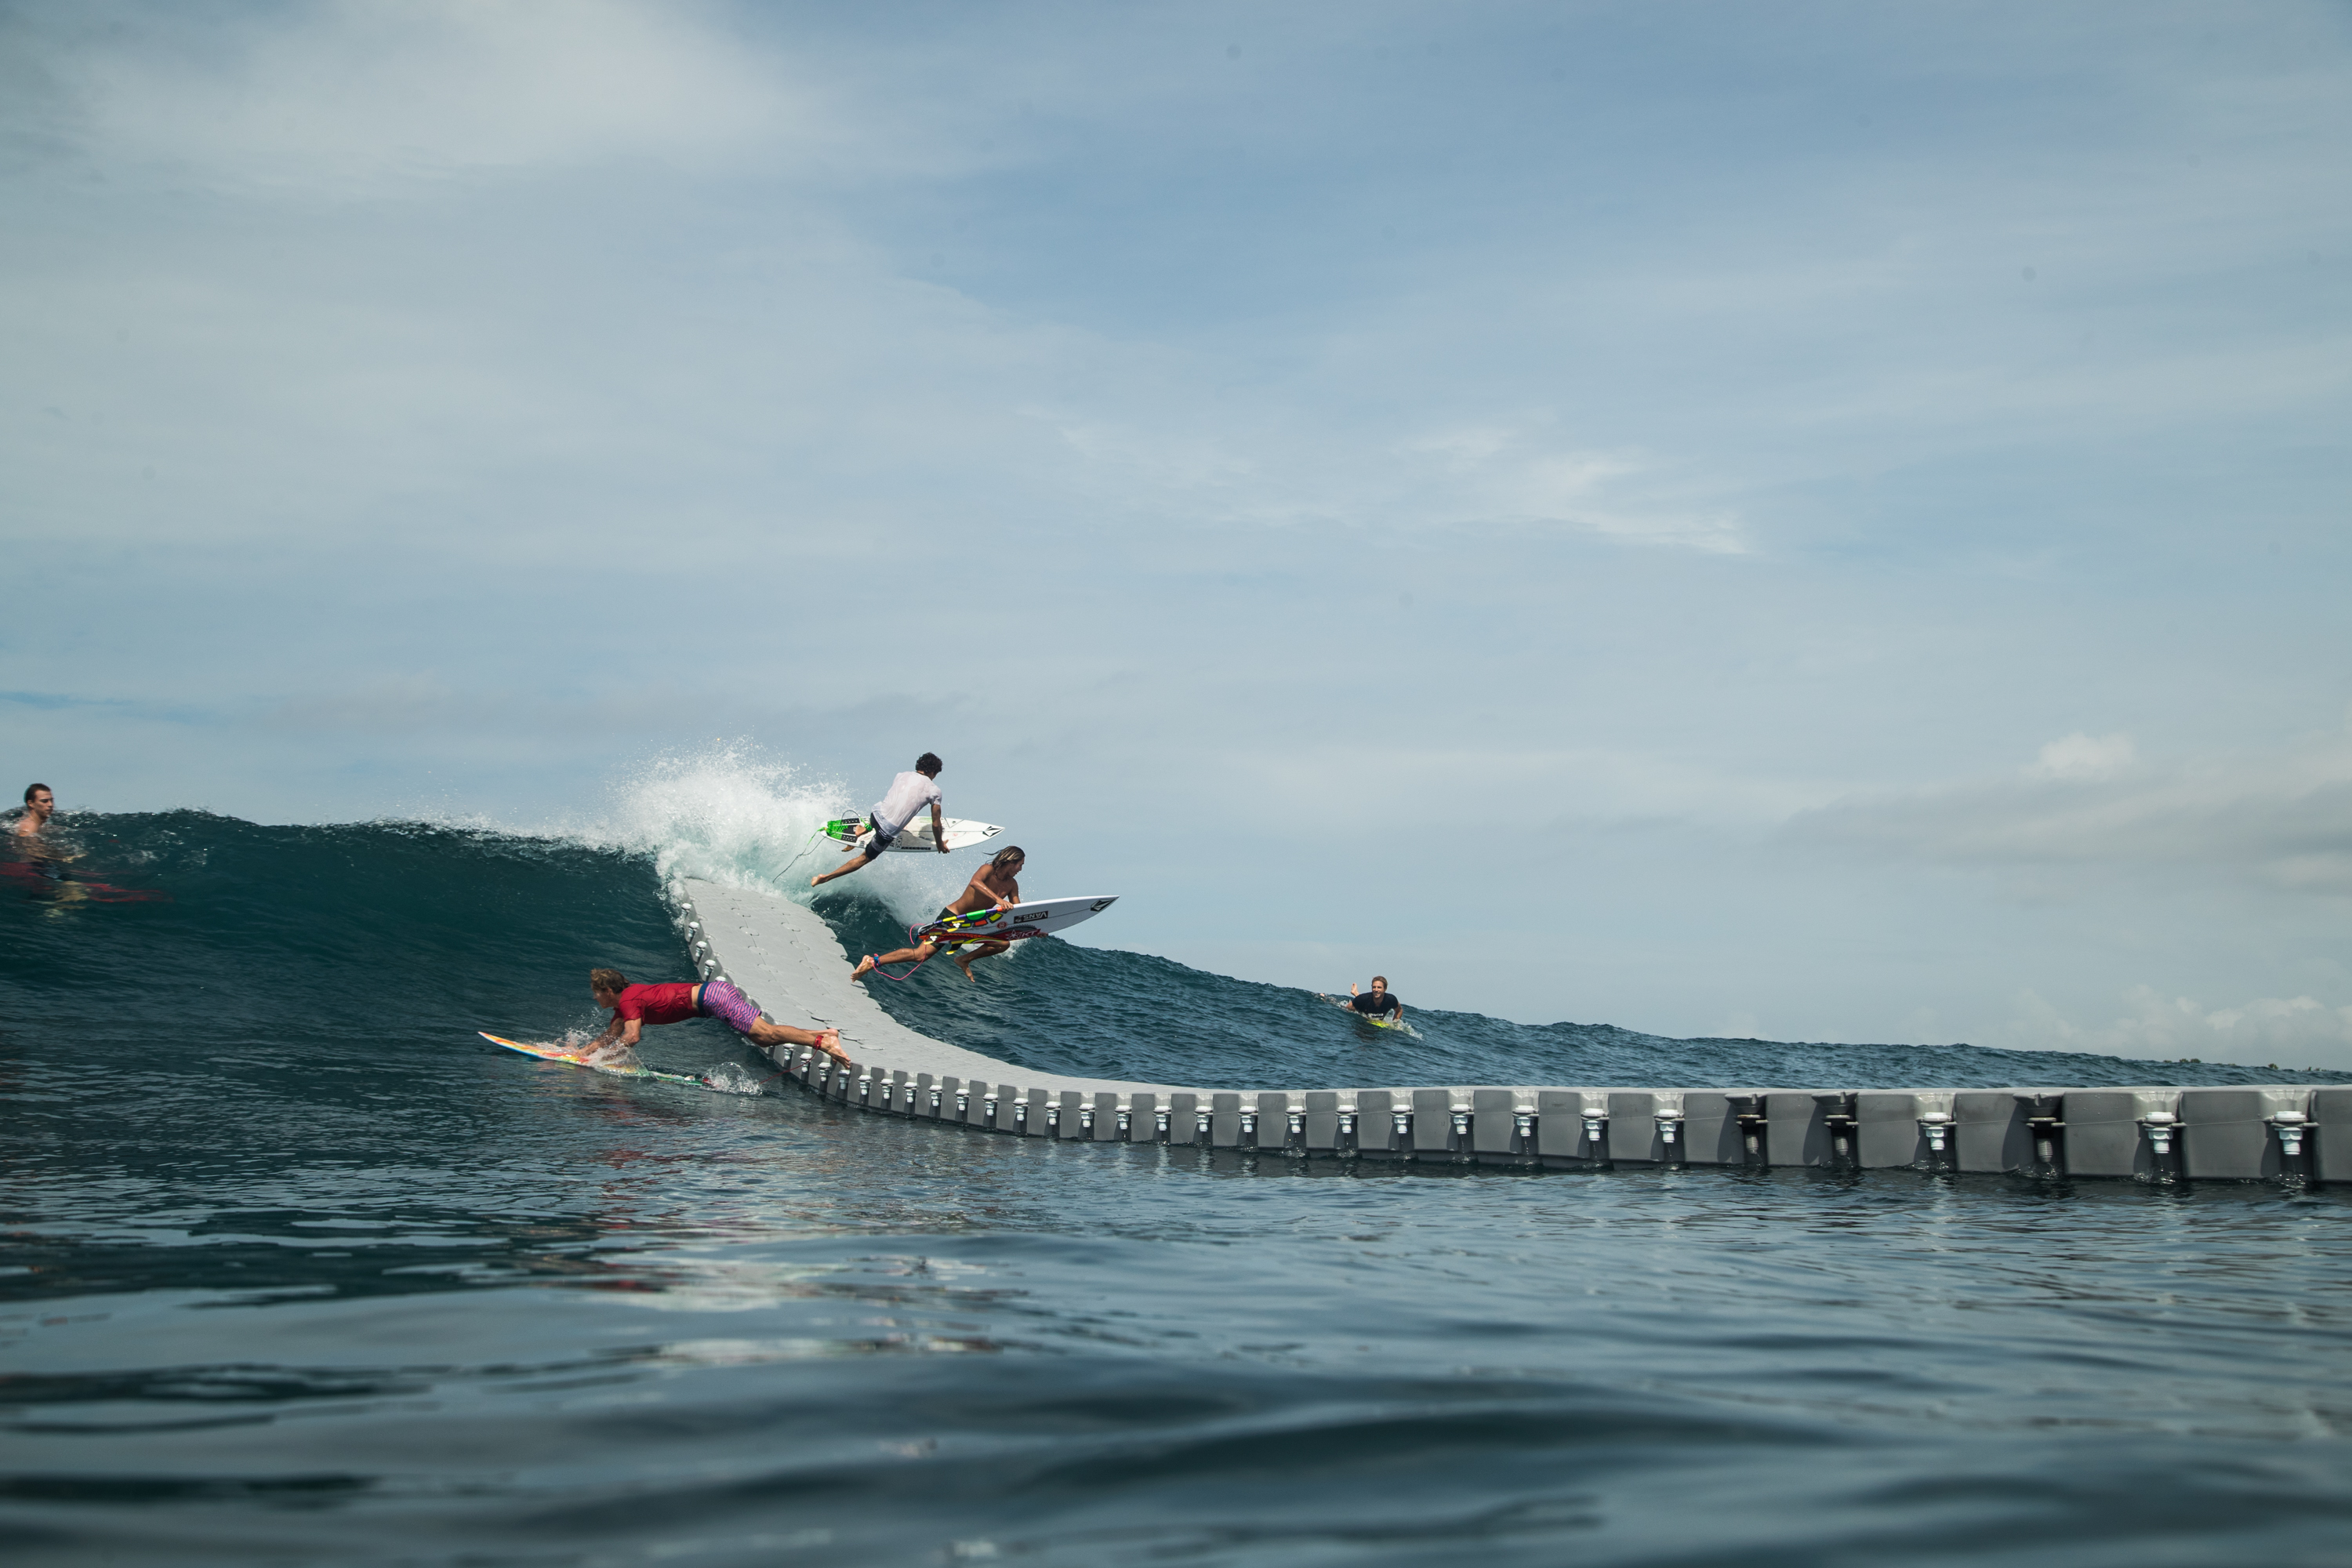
left=776, top=827, right=828, bottom=876
left=862, top=950, right=928, bottom=982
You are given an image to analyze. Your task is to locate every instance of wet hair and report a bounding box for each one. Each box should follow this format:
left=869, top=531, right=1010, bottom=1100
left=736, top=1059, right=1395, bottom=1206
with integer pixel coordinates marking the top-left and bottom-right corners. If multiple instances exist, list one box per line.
left=590, top=967, right=628, bottom=996
left=1371, top=975, right=1388, bottom=987
left=24, top=782, right=49, bottom=804
left=992, top=845, right=1025, bottom=869
left=916, top=752, right=943, bottom=774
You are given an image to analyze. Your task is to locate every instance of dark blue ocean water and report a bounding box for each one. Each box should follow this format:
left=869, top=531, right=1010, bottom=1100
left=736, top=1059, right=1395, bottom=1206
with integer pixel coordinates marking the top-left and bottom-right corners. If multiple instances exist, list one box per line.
left=7, top=814, right=2352, bottom=1566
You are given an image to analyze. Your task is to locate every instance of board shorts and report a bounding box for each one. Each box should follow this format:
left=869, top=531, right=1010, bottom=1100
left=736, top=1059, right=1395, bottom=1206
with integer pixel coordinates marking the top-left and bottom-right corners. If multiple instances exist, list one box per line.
left=859, top=815, right=900, bottom=861
left=697, top=978, right=762, bottom=1033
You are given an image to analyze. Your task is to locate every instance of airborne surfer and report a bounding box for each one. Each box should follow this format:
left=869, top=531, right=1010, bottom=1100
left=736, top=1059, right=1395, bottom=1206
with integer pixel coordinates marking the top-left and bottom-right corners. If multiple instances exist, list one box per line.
left=811, top=753, right=949, bottom=887
left=852, top=845, right=1025, bottom=983
left=584, top=967, right=848, bottom=1062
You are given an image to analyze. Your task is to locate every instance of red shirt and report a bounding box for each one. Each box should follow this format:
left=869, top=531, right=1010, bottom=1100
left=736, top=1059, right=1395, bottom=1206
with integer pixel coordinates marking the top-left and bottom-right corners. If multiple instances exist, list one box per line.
left=612, top=982, right=699, bottom=1028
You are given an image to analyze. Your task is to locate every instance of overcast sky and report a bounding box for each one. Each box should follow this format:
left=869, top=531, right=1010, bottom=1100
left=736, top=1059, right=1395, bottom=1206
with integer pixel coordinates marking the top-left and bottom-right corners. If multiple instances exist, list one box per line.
left=5, top=1, right=2350, bottom=1065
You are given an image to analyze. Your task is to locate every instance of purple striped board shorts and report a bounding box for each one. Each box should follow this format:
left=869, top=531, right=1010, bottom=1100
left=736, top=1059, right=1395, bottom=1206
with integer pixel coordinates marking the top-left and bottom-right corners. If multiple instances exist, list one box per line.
left=697, top=978, right=762, bottom=1033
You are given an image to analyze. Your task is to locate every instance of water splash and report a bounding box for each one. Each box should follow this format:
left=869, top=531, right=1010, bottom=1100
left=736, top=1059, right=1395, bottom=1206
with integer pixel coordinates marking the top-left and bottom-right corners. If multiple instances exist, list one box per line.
left=591, top=741, right=975, bottom=927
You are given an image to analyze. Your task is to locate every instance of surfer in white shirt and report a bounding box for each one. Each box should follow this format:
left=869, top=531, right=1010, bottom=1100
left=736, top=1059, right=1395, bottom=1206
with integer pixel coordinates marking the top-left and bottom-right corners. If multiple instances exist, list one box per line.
left=811, top=753, right=948, bottom=887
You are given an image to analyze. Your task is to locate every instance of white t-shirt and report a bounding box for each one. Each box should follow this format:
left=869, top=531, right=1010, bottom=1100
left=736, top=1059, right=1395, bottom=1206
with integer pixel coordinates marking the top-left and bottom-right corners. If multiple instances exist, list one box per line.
left=872, top=771, right=942, bottom=835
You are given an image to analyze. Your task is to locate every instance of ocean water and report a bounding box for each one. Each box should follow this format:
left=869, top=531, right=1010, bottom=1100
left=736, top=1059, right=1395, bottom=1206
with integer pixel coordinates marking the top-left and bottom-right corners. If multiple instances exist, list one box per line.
left=7, top=805, right=2352, bottom=1566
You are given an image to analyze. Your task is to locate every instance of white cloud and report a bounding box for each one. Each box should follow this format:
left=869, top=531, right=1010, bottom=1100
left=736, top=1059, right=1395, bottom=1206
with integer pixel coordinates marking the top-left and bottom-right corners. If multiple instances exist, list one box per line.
left=2009, top=985, right=2352, bottom=1070
left=2027, top=731, right=2136, bottom=781
left=49, top=1, right=823, bottom=192
left=1791, top=724, right=2352, bottom=893
left=1406, top=425, right=1747, bottom=553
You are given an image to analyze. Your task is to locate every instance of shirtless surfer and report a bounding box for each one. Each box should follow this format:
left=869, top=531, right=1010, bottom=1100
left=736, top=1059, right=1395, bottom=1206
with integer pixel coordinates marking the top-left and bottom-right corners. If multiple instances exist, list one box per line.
left=15, top=783, right=55, bottom=837
left=584, top=968, right=847, bottom=1061
left=811, top=754, right=948, bottom=887
left=851, top=845, right=1025, bottom=983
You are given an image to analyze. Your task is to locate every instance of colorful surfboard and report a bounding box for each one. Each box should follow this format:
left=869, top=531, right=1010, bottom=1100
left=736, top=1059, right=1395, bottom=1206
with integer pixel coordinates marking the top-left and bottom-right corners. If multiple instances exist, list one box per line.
left=480, top=1031, right=707, bottom=1087
left=909, top=895, right=1117, bottom=949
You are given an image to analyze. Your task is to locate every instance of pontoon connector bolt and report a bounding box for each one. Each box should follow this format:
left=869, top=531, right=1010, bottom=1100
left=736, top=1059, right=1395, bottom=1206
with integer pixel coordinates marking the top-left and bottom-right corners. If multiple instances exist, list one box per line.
left=1153, top=1108, right=1171, bottom=1139
left=1116, top=1107, right=1133, bottom=1135
left=1079, top=1106, right=1094, bottom=1133
left=1451, top=1106, right=1471, bottom=1139
left=955, top=1091, right=970, bottom=1116
left=2139, top=1110, right=2178, bottom=1154
left=1655, top=1111, right=1682, bottom=1145
left=1287, top=1109, right=1305, bottom=1137
left=1917, top=1110, right=1952, bottom=1152
left=2271, top=1110, right=2310, bottom=1157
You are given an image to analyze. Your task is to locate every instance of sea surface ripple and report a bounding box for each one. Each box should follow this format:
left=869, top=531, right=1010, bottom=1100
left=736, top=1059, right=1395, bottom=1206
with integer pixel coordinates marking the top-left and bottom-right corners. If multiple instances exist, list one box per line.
left=5, top=814, right=2350, bottom=1566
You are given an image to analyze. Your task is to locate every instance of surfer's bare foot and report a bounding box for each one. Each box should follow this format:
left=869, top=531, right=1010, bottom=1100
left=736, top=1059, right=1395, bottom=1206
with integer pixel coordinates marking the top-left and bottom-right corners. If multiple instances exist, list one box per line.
left=954, top=955, right=978, bottom=982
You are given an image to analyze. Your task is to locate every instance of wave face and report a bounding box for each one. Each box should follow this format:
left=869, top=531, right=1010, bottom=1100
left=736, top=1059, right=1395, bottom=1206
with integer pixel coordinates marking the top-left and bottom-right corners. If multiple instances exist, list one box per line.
left=7, top=808, right=2352, bottom=1566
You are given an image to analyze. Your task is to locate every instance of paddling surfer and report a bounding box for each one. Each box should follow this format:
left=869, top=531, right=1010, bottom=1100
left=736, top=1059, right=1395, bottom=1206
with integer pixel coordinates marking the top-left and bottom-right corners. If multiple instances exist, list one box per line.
left=811, top=754, right=949, bottom=887
left=1321, top=976, right=1403, bottom=1025
left=585, top=968, right=847, bottom=1062
left=852, top=845, right=1025, bottom=983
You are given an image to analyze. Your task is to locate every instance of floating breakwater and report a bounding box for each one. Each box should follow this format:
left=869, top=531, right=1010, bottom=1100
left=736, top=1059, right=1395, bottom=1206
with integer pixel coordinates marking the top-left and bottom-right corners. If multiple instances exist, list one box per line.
left=672, top=876, right=2347, bottom=1182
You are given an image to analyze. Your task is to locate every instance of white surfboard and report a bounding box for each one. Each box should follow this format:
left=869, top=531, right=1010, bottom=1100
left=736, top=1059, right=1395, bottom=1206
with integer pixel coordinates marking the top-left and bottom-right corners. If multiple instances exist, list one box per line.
left=910, top=895, right=1117, bottom=948
left=824, top=816, right=1003, bottom=854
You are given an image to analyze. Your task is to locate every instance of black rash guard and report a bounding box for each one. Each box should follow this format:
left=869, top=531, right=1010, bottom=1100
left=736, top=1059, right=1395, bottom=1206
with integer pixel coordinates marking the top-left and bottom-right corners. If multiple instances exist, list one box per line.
left=1349, top=990, right=1401, bottom=1018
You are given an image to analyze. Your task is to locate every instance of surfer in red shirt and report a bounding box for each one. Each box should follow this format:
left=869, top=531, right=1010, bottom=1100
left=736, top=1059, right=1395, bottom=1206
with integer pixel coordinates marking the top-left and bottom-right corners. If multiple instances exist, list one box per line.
left=586, top=968, right=847, bottom=1061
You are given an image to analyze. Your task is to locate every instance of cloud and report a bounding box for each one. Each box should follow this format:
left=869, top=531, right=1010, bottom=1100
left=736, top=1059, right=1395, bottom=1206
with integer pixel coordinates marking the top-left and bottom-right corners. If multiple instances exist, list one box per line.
left=2012, top=985, right=2352, bottom=1071
left=2026, top=731, right=2136, bottom=781
left=1790, top=724, right=2352, bottom=894
left=35, top=1, right=822, bottom=193
left=1413, top=425, right=1748, bottom=554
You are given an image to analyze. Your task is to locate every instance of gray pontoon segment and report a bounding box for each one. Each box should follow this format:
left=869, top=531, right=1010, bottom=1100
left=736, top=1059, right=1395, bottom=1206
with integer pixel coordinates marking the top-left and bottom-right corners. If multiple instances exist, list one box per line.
left=2309, top=1087, right=2352, bottom=1183
left=660, top=876, right=2337, bottom=1183
left=2060, top=1088, right=2178, bottom=1178
left=2180, top=1087, right=2308, bottom=1180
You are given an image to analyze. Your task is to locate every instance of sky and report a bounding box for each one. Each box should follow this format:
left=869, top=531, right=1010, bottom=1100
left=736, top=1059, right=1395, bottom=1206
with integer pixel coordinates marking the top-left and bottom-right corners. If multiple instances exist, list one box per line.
left=5, top=1, right=2351, bottom=1065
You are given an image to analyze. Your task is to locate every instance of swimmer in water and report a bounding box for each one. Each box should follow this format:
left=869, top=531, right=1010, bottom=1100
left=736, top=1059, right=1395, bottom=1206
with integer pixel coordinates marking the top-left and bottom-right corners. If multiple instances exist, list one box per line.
left=14, top=783, right=55, bottom=838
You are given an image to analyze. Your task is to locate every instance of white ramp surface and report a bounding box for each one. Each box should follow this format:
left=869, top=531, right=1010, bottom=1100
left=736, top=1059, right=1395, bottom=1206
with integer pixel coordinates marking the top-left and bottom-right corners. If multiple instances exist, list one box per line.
left=676, top=876, right=1166, bottom=1095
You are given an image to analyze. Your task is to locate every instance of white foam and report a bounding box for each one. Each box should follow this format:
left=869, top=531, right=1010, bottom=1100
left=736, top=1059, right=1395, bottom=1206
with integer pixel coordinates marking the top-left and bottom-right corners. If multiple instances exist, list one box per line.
left=597, top=742, right=972, bottom=927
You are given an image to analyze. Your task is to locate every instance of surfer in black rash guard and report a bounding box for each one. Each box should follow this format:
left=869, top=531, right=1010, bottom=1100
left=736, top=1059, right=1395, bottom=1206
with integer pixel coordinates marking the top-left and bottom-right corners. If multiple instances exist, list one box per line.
left=1321, top=976, right=1403, bottom=1025
left=852, top=845, right=1025, bottom=983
